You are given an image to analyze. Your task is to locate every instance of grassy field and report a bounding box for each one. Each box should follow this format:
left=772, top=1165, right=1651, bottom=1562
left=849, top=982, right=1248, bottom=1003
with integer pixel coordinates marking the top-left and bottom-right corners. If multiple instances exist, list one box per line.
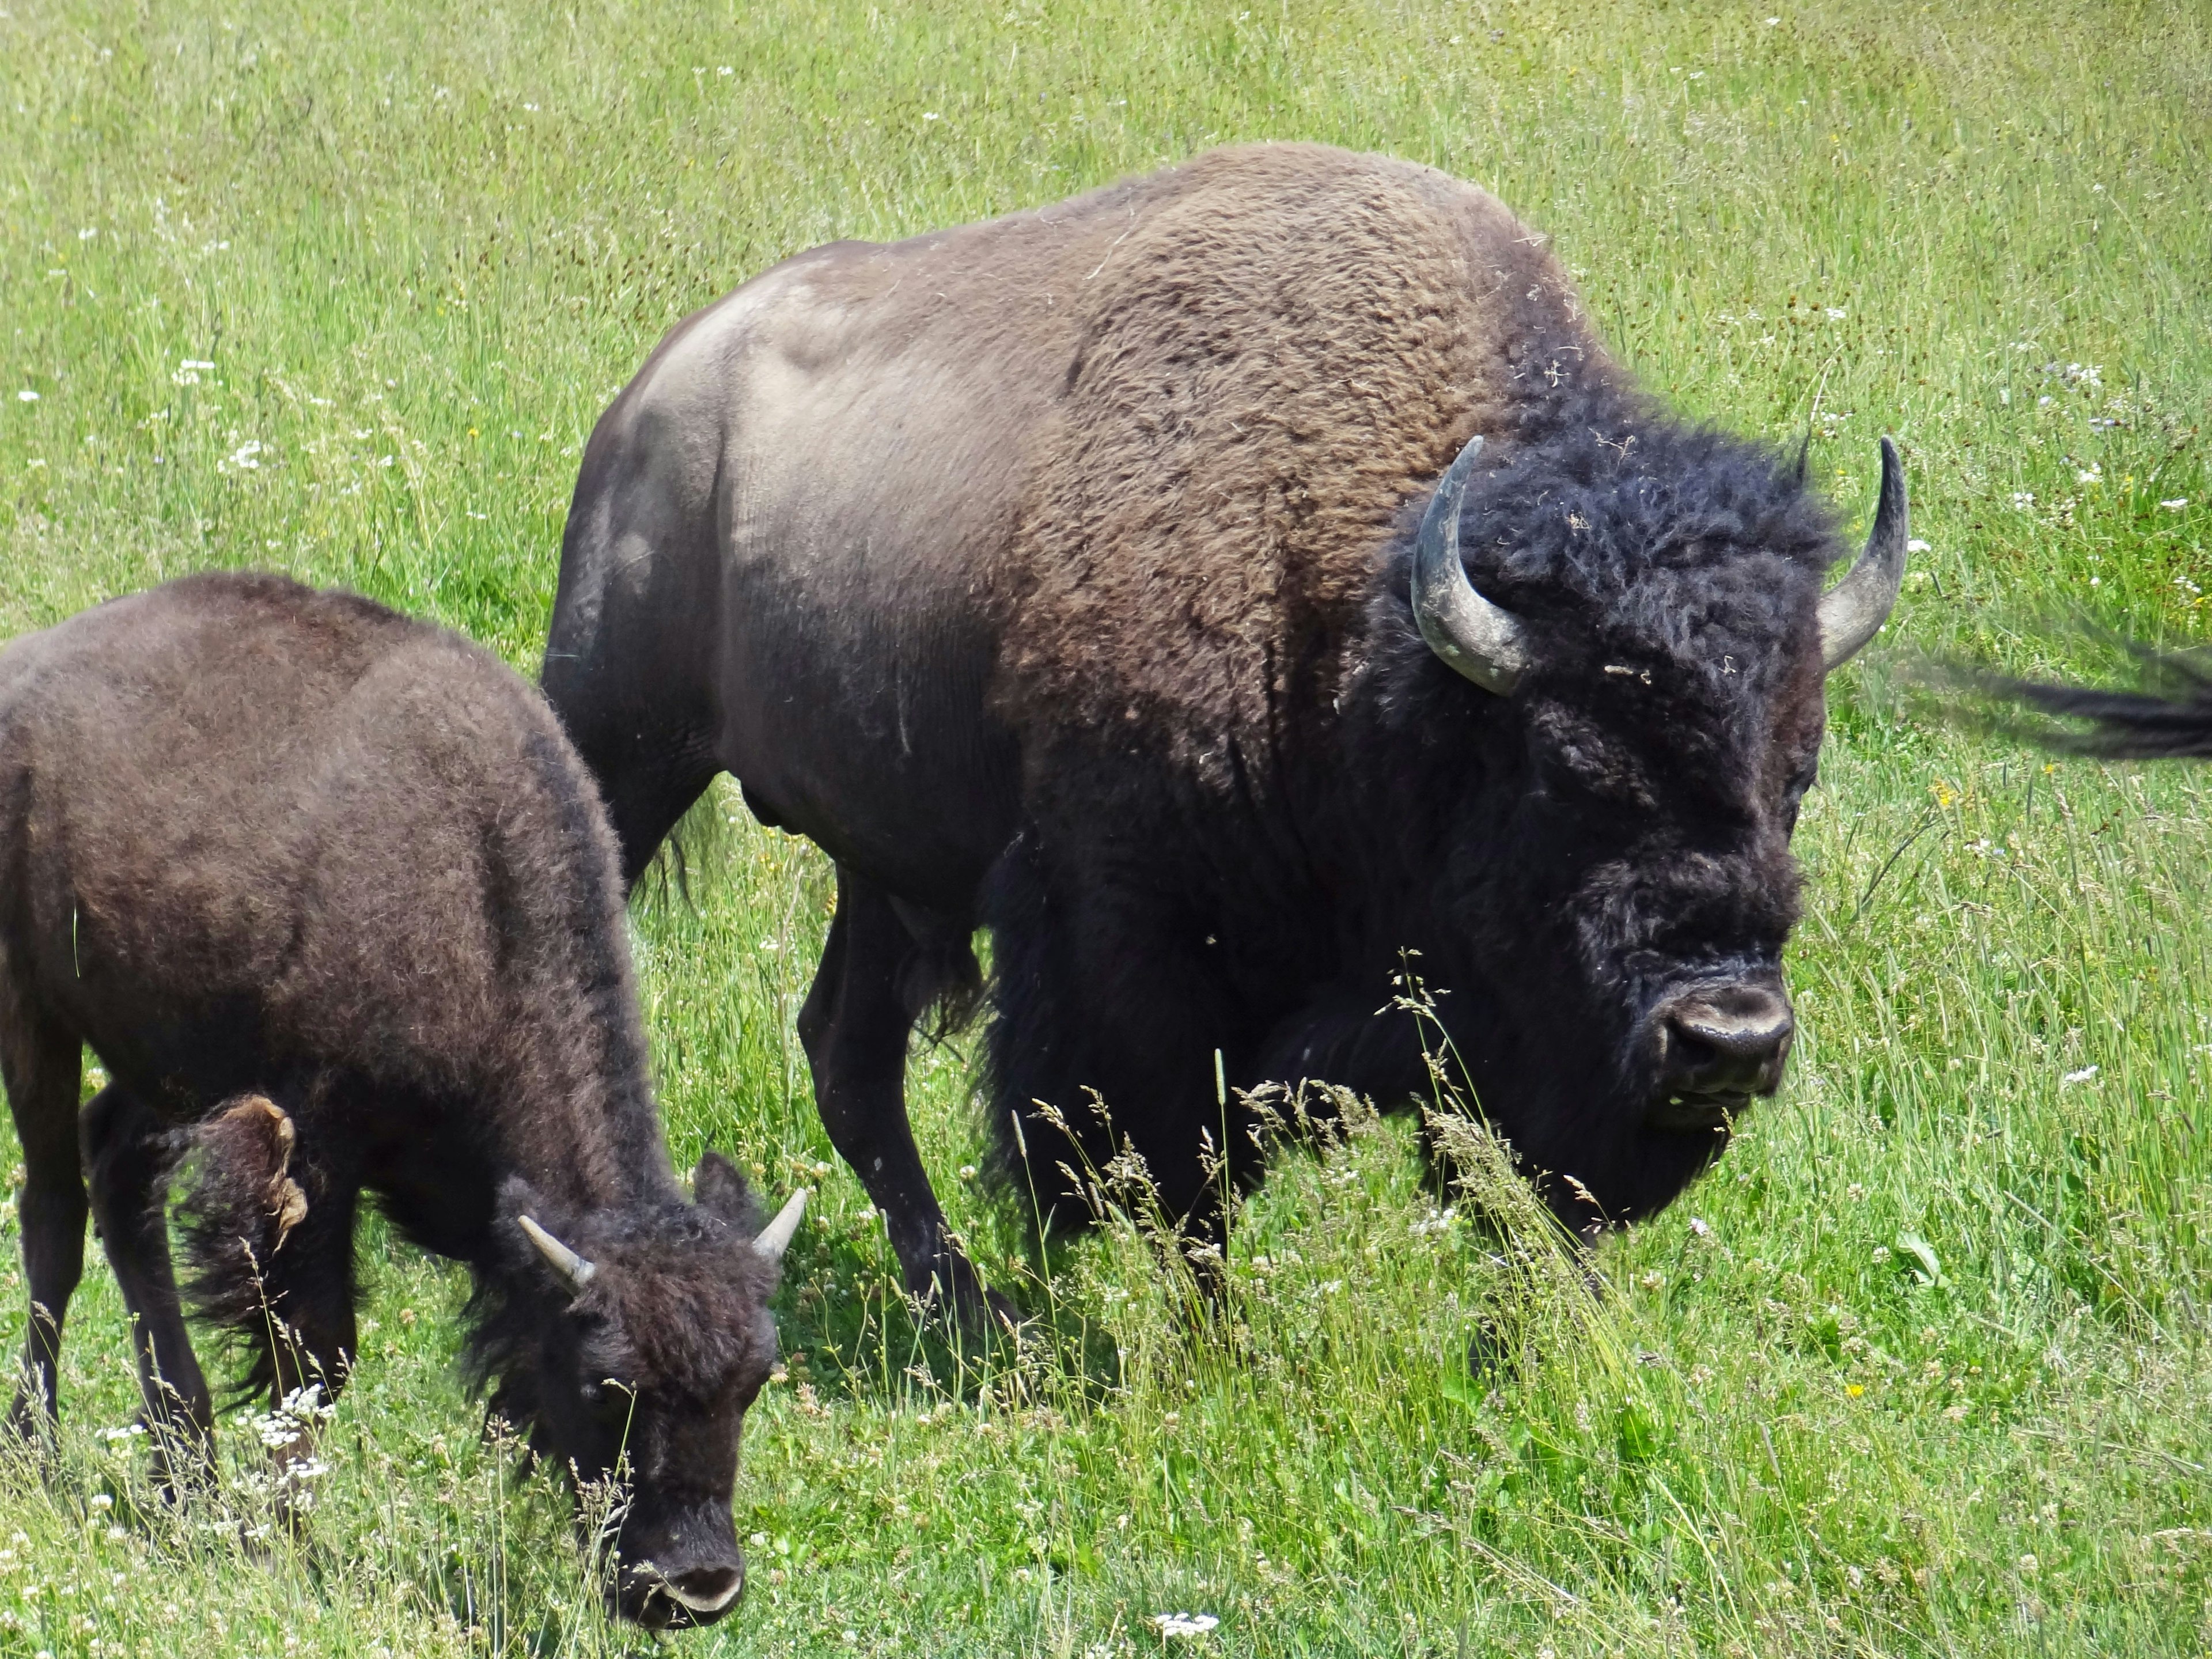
left=5, top=0, right=2212, bottom=1652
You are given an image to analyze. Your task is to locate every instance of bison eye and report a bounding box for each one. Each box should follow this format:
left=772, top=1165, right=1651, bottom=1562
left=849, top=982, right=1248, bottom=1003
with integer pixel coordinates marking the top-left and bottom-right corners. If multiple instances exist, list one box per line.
left=1779, top=760, right=1819, bottom=834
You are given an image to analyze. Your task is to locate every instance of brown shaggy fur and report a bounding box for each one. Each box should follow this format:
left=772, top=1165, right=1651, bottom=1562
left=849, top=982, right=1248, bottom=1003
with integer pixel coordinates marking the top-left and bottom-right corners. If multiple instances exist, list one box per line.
left=1002, top=145, right=1601, bottom=763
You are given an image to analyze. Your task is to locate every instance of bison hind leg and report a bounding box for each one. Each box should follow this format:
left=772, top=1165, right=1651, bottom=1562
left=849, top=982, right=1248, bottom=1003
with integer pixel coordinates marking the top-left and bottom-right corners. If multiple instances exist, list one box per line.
left=79, top=1082, right=215, bottom=1479
left=1, top=1005, right=87, bottom=1437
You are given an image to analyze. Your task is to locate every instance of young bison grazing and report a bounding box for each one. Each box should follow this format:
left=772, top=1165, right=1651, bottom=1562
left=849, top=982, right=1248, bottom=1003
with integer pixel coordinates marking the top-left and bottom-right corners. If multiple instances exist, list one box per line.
left=0, top=572, right=804, bottom=1628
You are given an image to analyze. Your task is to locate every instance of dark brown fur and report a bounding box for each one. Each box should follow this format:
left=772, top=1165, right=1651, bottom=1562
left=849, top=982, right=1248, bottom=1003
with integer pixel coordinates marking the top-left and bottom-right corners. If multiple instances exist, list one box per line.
left=0, top=573, right=779, bottom=1627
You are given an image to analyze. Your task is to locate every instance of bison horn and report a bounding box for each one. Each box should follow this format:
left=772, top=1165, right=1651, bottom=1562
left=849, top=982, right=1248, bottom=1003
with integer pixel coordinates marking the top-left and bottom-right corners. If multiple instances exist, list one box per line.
left=1818, top=435, right=1910, bottom=671
left=1410, top=433, right=1530, bottom=696
left=518, top=1214, right=597, bottom=1291
left=751, top=1188, right=809, bottom=1263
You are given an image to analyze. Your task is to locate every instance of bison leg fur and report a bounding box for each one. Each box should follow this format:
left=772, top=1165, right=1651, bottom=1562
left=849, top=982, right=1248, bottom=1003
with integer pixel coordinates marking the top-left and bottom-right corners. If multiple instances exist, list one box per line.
left=1, top=1010, right=85, bottom=1440
left=80, top=1083, right=214, bottom=1481
left=800, top=869, right=1012, bottom=1332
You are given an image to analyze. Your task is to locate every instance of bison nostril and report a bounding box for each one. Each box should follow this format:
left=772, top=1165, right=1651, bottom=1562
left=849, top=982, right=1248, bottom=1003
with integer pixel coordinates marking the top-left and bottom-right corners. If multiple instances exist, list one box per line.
left=1657, top=988, right=1794, bottom=1094
left=663, top=1563, right=743, bottom=1617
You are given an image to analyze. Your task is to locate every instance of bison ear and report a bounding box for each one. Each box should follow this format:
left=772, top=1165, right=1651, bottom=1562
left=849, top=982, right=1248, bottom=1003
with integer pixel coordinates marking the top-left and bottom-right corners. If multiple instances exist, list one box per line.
left=693, top=1150, right=761, bottom=1229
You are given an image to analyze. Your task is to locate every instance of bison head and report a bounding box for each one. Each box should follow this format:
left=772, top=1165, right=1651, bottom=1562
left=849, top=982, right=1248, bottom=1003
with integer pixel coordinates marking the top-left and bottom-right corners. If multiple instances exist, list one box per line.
left=1368, top=423, right=1904, bottom=1229
left=486, top=1154, right=804, bottom=1627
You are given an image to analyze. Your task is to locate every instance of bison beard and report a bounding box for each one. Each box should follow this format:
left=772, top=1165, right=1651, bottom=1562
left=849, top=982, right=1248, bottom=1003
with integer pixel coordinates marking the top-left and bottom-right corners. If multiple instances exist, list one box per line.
left=541, top=142, right=1905, bottom=1314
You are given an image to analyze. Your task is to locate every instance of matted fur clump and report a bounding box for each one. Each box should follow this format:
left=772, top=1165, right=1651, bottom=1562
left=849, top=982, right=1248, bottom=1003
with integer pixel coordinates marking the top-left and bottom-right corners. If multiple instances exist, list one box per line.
left=175, top=1096, right=311, bottom=1393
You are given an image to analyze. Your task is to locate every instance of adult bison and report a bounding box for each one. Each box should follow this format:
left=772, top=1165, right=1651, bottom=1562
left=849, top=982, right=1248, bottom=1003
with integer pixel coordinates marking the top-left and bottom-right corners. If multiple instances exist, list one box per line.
left=0, top=573, right=802, bottom=1628
left=541, top=143, right=1907, bottom=1319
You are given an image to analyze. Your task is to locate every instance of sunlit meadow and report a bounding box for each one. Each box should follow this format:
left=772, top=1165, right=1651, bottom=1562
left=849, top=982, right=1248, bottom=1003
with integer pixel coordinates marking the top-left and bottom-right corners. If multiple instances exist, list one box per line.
left=3, top=0, right=2210, bottom=1653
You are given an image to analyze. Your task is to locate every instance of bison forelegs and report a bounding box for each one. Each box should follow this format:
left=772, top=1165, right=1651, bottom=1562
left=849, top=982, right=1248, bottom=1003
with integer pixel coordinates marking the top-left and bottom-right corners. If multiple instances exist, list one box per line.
left=2, top=1014, right=85, bottom=1440
left=81, top=1084, right=214, bottom=1484
left=800, top=870, right=1012, bottom=1334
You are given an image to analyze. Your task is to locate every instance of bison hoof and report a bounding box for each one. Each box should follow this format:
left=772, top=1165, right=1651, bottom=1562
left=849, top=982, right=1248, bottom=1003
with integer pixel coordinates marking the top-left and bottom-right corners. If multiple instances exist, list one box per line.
left=910, top=1259, right=1022, bottom=1338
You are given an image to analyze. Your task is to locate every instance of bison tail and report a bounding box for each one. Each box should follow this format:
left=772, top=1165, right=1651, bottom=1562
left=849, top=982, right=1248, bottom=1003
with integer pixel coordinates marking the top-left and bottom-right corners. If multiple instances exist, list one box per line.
left=177, top=1095, right=310, bottom=1380
left=1979, top=644, right=2212, bottom=760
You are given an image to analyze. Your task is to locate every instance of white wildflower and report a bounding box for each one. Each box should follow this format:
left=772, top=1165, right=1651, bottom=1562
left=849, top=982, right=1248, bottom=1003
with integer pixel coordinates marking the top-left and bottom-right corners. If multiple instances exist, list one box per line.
left=1825, top=305, right=1846, bottom=319
left=1906, top=537, right=1930, bottom=552
left=224, top=439, right=265, bottom=471
left=2062, top=1065, right=2097, bottom=1085
left=1152, top=1612, right=1220, bottom=1638
left=2012, top=491, right=2036, bottom=509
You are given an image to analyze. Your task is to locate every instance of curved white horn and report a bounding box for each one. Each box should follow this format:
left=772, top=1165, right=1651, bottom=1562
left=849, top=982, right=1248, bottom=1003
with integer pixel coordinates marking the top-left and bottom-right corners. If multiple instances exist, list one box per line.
left=1410, top=433, right=1531, bottom=696
left=751, top=1189, right=809, bottom=1263
left=518, top=1214, right=596, bottom=1290
left=1819, top=435, right=1910, bottom=671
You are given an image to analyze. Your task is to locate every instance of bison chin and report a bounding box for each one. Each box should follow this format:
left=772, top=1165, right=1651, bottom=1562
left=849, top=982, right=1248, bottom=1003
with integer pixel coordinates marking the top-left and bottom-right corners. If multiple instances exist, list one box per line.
left=1442, top=967, right=1795, bottom=1231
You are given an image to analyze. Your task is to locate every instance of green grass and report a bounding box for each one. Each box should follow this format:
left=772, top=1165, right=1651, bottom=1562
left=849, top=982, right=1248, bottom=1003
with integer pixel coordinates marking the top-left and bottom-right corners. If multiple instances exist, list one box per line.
left=5, top=0, right=2212, bottom=1652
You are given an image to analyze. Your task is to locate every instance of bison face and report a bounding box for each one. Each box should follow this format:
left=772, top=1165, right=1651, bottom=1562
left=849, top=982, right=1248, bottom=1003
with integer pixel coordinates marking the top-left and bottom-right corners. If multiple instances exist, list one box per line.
left=1384, top=430, right=1904, bottom=1227
left=1438, top=654, right=1822, bottom=1225
left=494, top=1158, right=805, bottom=1627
